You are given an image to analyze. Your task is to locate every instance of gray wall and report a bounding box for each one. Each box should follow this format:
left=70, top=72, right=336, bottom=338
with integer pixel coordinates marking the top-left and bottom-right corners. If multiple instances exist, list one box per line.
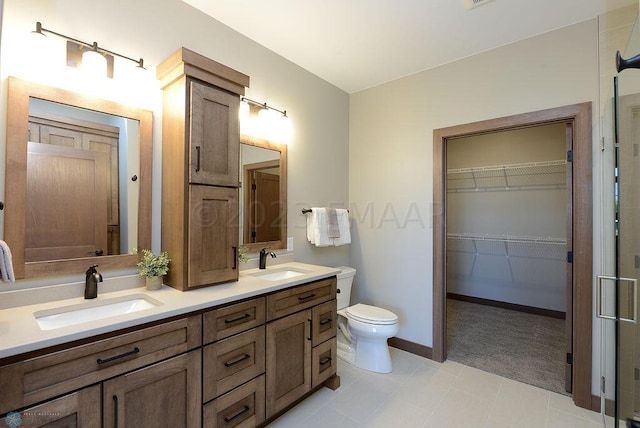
left=349, top=19, right=600, bottom=390
left=0, top=0, right=351, bottom=287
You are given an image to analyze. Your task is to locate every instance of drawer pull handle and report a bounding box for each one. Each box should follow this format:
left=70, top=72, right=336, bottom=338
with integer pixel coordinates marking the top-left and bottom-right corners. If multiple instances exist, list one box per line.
left=298, top=293, right=316, bottom=301
left=195, top=146, right=201, bottom=172
left=225, top=313, right=251, bottom=324
left=320, top=357, right=332, bottom=366
left=224, top=353, right=251, bottom=367
left=224, top=405, right=250, bottom=423
left=232, top=246, right=237, bottom=270
left=97, top=347, right=140, bottom=365
left=320, top=318, right=332, bottom=325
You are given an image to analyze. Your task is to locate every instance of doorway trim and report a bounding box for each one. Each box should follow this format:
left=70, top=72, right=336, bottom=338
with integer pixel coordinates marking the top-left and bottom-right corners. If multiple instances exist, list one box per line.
left=432, top=102, right=593, bottom=409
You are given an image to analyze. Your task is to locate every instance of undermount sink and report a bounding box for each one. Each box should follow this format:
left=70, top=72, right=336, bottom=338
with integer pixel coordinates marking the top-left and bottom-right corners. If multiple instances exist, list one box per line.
left=249, top=267, right=310, bottom=281
left=34, top=294, right=163, bottom=330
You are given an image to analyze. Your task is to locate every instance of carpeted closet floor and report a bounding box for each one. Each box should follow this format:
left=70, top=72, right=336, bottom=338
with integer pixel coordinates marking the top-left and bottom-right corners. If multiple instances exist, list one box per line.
left=446, top=298, right=567, bottom=395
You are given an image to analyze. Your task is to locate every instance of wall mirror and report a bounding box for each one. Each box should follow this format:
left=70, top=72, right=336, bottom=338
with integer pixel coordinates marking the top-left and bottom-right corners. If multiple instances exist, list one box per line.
left=239, top=134, right=287, bottom=253
left=4, top=77, right=152, bottom=279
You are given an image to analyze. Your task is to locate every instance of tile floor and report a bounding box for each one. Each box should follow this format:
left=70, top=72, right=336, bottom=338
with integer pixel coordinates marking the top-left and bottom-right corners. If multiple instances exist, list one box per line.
left=267, top=348, right=604, bottom=428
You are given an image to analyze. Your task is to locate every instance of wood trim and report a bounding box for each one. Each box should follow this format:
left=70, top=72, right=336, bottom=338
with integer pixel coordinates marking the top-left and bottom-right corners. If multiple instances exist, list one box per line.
left=447, top=293, right=566, bottom=320
left=591, top=394, right=603, bottom=413
left=388, top=337, right=433, bottom=359
left=156, top=46, right=250, bottom=93
left=565, top=122, right=574, bottom=393
left=5, top=77, right=153, bottom=279
left=432, top=102, right=593, bottom=409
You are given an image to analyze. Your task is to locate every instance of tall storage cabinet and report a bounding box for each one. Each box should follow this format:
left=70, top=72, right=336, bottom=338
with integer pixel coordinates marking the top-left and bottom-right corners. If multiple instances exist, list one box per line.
left=157, top=47, right=249, bottom=291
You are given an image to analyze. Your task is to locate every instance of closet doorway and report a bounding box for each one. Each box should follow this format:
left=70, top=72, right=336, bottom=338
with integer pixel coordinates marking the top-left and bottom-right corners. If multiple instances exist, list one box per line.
left=432, top=103, right=593, bottom=410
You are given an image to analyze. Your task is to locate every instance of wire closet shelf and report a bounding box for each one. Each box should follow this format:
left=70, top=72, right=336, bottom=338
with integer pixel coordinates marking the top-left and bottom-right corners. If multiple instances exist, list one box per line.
left=447, top=159, right=567, bottom=192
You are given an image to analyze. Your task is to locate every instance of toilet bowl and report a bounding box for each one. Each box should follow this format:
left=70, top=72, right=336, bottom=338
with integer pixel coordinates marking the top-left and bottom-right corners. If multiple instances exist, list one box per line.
left=335, top=267, right=399, bottom=373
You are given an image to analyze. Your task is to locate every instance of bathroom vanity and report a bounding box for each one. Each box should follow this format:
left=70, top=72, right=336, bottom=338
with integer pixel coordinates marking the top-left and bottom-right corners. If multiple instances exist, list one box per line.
left=0, top=262, right=340, bottom=427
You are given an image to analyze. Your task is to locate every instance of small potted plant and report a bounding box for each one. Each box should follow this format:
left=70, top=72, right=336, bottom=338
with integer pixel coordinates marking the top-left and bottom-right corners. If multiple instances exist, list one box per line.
left=136, top=249, right=170, bottom=291
left=237, top=246, right=250, bottom=263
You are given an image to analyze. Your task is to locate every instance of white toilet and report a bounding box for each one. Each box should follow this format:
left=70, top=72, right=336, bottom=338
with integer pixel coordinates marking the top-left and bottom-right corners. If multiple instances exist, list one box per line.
left=336, top=266, right=399, bottom=373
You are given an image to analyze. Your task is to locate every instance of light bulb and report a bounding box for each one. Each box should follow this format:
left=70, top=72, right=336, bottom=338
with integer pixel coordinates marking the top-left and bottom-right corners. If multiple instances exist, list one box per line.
left=82, top=45, right=107, bottom=77
left=239, top=100, right=250, bottom=122
left=277, top=115, right=292, bottom=144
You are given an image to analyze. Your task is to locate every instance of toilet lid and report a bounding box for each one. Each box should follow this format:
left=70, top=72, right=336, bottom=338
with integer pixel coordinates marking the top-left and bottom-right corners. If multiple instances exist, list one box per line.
left=346, top=303, right=398, bottom=325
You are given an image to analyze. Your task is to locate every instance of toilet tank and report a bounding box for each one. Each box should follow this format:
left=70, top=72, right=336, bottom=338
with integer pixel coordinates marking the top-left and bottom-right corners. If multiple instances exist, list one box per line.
left=336, top=266, right=356, bottom=310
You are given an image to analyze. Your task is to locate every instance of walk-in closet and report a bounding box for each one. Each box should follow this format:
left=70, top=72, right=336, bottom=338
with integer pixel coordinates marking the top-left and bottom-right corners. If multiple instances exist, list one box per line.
left=445, top=123, right=569, bottom=394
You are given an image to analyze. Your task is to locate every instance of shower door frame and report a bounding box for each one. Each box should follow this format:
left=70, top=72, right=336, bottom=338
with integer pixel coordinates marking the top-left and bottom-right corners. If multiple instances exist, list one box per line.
left=432, top=102, right=593, bottom=410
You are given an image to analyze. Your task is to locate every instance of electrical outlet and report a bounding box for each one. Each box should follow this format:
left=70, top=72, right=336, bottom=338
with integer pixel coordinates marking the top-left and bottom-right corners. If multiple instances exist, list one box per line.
left=287, top=237, right=294, bottom=252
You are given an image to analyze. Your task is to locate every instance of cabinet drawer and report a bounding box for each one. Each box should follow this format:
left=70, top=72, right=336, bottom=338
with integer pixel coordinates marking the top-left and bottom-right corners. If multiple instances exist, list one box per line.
left=266, top=277, right=336, bottom=321
left=312, top=337, right=337, bottom=389
left=203, top=297, right=265, bottom=344
left=312, top=299, right=337, bottom=347
left=203, top=326, right=265, bottom=402
left=0, top=315, right=201, bottom=414
left=203, top=374, right=265, bottom=428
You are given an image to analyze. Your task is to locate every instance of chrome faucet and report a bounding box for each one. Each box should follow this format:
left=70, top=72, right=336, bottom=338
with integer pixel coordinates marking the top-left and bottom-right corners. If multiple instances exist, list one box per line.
left=84, top=265, right=103, bottom=299
left=259, top=248, right=276, bottom=269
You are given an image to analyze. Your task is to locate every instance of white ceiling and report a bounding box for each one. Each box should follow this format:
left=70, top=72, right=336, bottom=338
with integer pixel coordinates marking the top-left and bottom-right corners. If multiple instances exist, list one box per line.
left=183, top=0, right=636, bottom=94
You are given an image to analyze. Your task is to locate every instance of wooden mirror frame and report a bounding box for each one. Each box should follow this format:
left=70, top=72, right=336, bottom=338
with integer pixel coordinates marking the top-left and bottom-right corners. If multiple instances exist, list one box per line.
left=4, top=77, right=153, bottom=279
left=240, top=134, right=287, bottom=253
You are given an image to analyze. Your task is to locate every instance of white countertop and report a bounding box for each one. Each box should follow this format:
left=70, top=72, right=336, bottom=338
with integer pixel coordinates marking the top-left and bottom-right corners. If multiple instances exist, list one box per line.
left=0, top=262, right=340, bottom=360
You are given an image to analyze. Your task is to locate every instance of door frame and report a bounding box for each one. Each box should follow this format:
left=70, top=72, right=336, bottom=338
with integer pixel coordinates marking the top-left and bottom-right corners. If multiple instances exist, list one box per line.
left=432, top=102, right=593, bottom=409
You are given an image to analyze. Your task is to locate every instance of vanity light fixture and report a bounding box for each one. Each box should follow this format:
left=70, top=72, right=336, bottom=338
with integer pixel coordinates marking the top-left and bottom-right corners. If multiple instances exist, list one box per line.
left=240, top=96, right=292, bottom=143
left=240, top=96, right=288, bottom=118
left=32, top=21, right=145, bottom=78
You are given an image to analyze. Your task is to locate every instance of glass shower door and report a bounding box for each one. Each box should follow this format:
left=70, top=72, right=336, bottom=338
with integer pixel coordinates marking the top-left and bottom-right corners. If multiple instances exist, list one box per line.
left=601, top=71, right=640, bottom=428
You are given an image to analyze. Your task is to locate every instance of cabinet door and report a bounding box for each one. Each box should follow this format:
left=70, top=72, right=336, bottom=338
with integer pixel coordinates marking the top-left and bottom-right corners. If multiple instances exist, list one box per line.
left=265, top=310, right=311, bottom=418
left=103, top=350, right=202, bottom=428
left=189, top=80, right=239, bottom=187
left=189, top=185, right=239, bottom=287
left=14, top=385, right=100, bottom=427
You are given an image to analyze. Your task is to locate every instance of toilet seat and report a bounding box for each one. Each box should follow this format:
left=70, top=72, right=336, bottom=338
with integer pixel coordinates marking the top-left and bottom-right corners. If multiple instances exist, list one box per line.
left=346, top=303, right=398, bottom=325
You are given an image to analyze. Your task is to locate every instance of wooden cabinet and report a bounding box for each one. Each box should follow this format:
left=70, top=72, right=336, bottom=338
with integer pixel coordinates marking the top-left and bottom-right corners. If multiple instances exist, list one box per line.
left=189, top=81, right=240, bottom=187
left=0, top=275, right=339, bottom=427
left=203, top=326, right=265, bottom=401
left=203, top=375, right=265, bottom=428
left=266, top=309, right=312, bottom=417
left=157, top=47, right=250, bottom=291
left=189, top=185, right=239, bottom=287
left=15, top=385, right=101, bottom=427
left=0, top=316, right=201, bottom=427
left=0, top=316, right=201, bottom=414
left=103, top=350, right=201, bottom=428
left=265, top=277, right=339, bottom=419
left=202, top=296, right=266, bottom=426
left=203, top=297, right=265, bottom=343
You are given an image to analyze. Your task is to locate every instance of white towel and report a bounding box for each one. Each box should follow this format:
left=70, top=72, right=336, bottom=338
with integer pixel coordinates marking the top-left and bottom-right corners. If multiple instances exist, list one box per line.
left=306, top=208, right=332, bottom=247
left=306, top=208, right=351, bottom=247
left=0, top=240, right=15, bottom=283
left=331, top=209, right=351, bottom=246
